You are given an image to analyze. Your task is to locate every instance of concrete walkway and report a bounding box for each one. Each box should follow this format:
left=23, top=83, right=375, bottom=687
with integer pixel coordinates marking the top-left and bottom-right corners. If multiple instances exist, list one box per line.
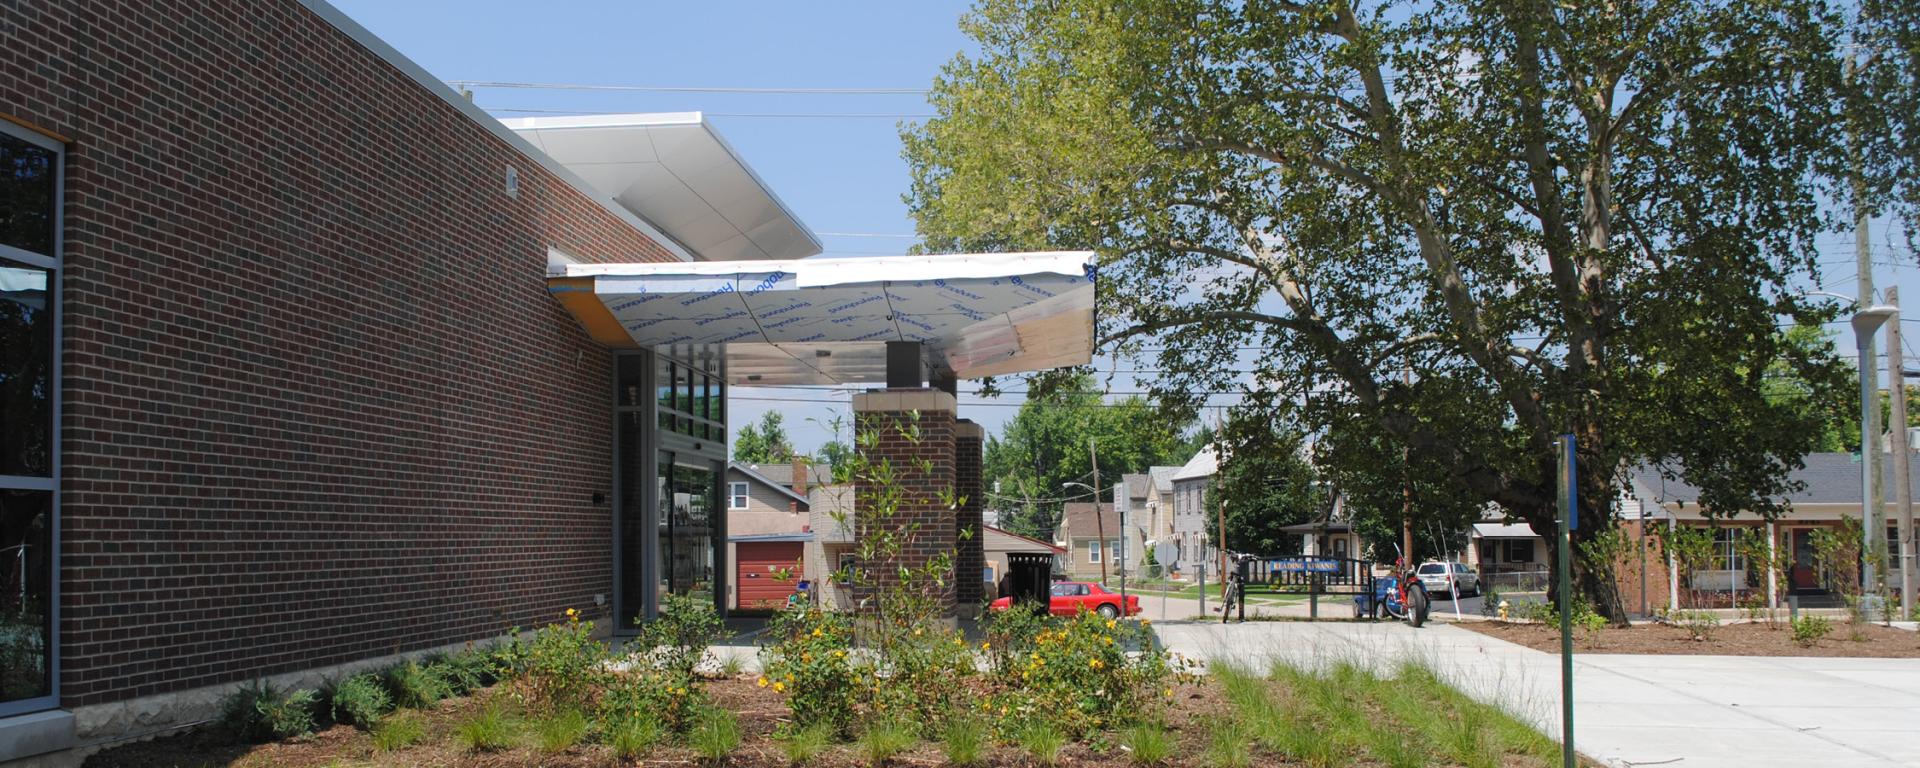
left=1152, top=620, right=1920, bottom=767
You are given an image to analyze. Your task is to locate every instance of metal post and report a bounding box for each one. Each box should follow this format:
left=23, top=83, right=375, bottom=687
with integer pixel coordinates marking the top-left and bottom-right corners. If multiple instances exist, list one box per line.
left=1888, top=287, right=1914, bottom=620
left=1556, top=435, right=1577, bottom=768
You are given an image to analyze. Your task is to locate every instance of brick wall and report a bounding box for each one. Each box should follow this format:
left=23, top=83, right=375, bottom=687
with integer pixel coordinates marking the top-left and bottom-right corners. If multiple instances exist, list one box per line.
left=954, top=421, right=984, bottom=611
left=852, top=392, right=956, bottom=618
left=1, top=0, right=679, bottom=706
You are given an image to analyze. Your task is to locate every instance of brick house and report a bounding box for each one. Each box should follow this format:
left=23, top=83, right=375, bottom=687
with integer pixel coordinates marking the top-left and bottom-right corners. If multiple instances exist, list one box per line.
left=1, top=0, right=1101, bottom=760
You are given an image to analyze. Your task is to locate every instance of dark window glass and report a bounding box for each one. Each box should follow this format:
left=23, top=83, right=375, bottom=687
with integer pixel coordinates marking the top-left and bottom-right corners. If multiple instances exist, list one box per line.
left=675, top=365, right=692, bottom=413
left=617, top=354, right=646, bottom=408
left=0, top=262, right=52, bottom=477
left=0, top=490, right=51, bottom=702
left=0, top=134, right=55, bottom=257
left=616, top=412, right=647, bottom=625
left=656, top=358, right=674, bottom=413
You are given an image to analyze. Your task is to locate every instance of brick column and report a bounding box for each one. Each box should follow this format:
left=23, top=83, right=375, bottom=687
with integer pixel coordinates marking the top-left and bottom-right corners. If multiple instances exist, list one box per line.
left=853, top=389, right=958, bottom=621
left=954, top=419, right=986, bottom=618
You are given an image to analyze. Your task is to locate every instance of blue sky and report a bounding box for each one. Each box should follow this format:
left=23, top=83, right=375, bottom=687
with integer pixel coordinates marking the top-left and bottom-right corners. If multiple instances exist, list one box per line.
left=332, top=0, right=1916, bottom=460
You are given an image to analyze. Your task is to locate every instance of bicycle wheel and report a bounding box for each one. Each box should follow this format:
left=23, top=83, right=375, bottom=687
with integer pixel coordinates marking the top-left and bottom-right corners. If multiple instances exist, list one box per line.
left=1406, top=584, right=1429, bottom=628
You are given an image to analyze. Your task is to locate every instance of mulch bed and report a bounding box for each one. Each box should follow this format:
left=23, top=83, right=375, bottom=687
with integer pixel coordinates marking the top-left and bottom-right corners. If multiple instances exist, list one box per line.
left=1458, top=619, right=1920, bottom=657
left=85, top=676, right=1245, bottom=768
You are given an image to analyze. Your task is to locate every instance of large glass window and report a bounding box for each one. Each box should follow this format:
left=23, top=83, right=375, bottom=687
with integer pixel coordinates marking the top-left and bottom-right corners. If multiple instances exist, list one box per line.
left=659, top=455, right=718, bottom=606
left=0, top=125, right=58, bottom=712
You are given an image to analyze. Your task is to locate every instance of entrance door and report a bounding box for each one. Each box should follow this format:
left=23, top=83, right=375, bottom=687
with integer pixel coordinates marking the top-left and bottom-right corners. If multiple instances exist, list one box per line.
left=1789, top=528, right=1822, bottom=592
left=736, top=542, right=804, bottom=609
left=658, top=454, right=721, bottom=611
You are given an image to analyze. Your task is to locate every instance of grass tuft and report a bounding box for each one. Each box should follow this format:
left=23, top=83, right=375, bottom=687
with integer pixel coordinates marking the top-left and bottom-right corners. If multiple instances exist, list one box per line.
left=690, top=707, right=743, bottom=763
left=939, top=717, right=988, bottom=768
left=855, top=719, right=918, bottom=767
left=778, top=723, right=835, bottom=765
left=1120, top=724, right=1174, bottom=766
left=608, top=715, right=664, bottom=760
left=370, top=712, right=425, bottom=752
left=533, top=709, right=588, bottom=754
left=454, top=704, right=518, bottom=752
left=1203, top=719, right=1251, bottom=768
left=1012, top=720, right=1067, bottom=767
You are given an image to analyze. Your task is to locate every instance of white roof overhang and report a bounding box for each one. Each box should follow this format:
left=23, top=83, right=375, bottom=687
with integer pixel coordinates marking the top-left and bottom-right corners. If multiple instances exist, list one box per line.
left=548, top=251, right=1097, bottom=385
left=504, top=113, right=822, bottom=262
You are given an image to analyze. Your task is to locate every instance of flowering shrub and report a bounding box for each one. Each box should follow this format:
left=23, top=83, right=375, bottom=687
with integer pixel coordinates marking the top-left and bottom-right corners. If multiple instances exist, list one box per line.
left=865, top=623, right=978, bottom=731
left=758, top=605, right=861, bottom=735
left=598, top=666, right=703, bottom=735
left=518, top=609, right=608, bottom=714
left=983, top=613, right=1181, bottom=735
left=628, top=592, right=727, bottom=682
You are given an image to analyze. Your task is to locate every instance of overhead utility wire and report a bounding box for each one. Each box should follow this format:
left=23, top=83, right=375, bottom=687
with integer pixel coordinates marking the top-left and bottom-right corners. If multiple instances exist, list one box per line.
left=452, top=80, right=929, bottom=95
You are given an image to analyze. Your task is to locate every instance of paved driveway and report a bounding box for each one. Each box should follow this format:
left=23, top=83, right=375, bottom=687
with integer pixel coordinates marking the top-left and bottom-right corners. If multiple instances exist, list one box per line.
left=1152, top=620, right=1920, bottom=767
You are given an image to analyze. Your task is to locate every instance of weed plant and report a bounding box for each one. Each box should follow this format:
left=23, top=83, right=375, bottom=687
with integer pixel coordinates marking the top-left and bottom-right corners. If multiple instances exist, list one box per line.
left=370, top=712, right=425, bottom=752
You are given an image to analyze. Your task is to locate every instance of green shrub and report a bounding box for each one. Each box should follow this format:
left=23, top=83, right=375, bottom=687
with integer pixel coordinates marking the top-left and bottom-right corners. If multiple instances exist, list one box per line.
left=983, top=611, right=1182, bottom=734
left=522, top=611, right=608, bottom=714
left=777, top=723, right=835, bottom=765
left=855, top=719, right=917, bottom=767
left=370, top=712, right=425, bottom=751
left=630, top=592, right=727, bottom=682
left=1012, top=720, right=1067, bottom=767
left=432, top=648, right=495, bottom=696
left=1203, top=720, right=1251, bottom=768
left=454, top=704, right=517, bottom=752
left=534, top=709, right=588, bottom=753
left=1792, top=615, right=1834, bottom=647
left=385, top=660, right=449, bottom=709
left=219, top=681, right=318, bottom=742
left=1667, top=609, right=1721, bottom=642
left=1121, top=724, right=1174, bottom=766
left=598, top=668, right=704, bottom=735
left=939, top=718, right=988, bottom=768
left=327, top=673, right=391, bottom=728
left=607, top=715, right=664, bottom=760
left=758, top=606, right=860, bottom=735
left=690, top=707, right=743, bottom=764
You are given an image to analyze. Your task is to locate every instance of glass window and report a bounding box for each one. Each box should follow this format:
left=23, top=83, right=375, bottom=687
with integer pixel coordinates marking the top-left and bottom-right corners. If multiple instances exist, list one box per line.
left=728, top=482, right=749, bottom=510
left=0, top=133, right=55, bottom=257
left=675, top=364, right=691, bottom=414
left=0, top=263, right=53, bottom=477
left=1087, top=540, right=1101, bottom=563
left=617, top=355, right=646, bottom=408
left=1506, top=540, right=1533, bottom=563
left=1109, top=539, right=1121, bottom=565
left=656, top=358, right=674, bottom=413
left=0, top=490, right=50, bottom=702
left=659, top=456, right=718, bottom=607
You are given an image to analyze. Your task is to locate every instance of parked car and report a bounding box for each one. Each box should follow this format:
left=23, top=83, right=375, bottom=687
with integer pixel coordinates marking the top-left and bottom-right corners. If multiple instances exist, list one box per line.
left=987, top=581, right=1141, bottom=618
left=1415, top=561, right=1478, bottom=597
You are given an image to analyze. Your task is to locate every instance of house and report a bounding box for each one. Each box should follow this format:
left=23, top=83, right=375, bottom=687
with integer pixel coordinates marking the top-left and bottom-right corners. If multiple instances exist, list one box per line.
left=724, top=461, right=830, bottom=611
left=1170, top=448, right=1221, bottom=576
left=1466, top=514, right=1551, bottom=592
left=0, top=0, right=1099, bottom=758
left=1277, top=495, right=1366, bottom=562
left=1146, top=466, right=1181, bottom=545
left=1057, top=503, right=1148, bottom=581
left=805, top=482, right=1060, bottom=610
left=983, top=527, right=1068, bottom=597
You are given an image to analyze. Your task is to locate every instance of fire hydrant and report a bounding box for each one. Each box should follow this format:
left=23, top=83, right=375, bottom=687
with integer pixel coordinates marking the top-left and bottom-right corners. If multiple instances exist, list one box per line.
left=1498, top=600, right=1511, bottom=621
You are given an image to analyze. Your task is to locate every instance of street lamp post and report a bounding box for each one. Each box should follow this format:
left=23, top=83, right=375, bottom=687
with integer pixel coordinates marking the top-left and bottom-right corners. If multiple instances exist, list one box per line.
left=1853, top=304, right=1900, bottom=612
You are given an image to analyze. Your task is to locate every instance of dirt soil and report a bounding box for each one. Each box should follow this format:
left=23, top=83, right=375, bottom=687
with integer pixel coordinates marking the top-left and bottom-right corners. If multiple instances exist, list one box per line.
left=83, top=677, right=1240, bottom=768
left=1458, top=619, right=1920, bottom=657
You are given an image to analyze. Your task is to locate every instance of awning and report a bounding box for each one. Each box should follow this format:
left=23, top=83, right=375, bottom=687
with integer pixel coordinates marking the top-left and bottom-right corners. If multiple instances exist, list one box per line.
left=549, top=251, right=1097, bottom=385
left=1471, top=522, right=1540, bottom=539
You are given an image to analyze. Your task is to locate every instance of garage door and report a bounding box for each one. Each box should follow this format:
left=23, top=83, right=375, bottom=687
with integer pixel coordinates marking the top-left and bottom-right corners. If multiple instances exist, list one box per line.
left=736, top=542, right=804, bottom=609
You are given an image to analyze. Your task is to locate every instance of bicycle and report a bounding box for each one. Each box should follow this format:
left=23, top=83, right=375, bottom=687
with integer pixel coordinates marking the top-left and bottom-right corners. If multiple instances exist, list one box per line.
left=1220, top=554, right=1254, bottom=624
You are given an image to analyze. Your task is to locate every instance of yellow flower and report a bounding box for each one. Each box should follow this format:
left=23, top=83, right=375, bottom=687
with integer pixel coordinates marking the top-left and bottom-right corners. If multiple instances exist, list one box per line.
left=913, top=627, right=923, bottom=636
left=1090, top=659, right=1105, bottom=670
left=981, top=642, right=991, bottom=650
left=1105, top=619, right=1117, bottom=630
left=773, top=681, right=786, bottom=693
left=757, top=676, right=769, bottom=688
left=802, top=652, right=812, bottom=662
left=1163, top=688, right=1174, bottom=698
left=1141, top=619, right=1151, bottom=627
left=1104, top=637, right=1114, bottom=646
left=812, top=627, right=824, bottom=638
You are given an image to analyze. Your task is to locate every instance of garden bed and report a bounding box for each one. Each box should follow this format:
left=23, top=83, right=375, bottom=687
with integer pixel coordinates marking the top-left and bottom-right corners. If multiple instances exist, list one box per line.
left=1459, top=619, right=1920, bottom=657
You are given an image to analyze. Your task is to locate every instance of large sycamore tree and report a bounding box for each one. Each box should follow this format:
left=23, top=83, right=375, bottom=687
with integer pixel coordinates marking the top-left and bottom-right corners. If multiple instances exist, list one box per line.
left=902, top=0, right=1905, bottom=619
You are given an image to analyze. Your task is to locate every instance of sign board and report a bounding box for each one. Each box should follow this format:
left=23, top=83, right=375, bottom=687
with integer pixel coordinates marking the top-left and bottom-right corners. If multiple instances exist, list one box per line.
left=1150, top=539, right=1177, bottom=566
left=1273, top=558, right=1342, bottom=574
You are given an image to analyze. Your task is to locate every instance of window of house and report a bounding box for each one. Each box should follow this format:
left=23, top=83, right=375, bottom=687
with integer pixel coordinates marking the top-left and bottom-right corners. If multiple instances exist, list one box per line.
left=1332, top=537, right=1349, bottom=559
left=0, top=124, right=60, bottom=713
left=983, top=565, right=995, bottom=584
left=1087, top=540, right=1101, bottom=563
left=1109, top=539, right=1121, bottom=565
left=1709, top=528, right=1747, bottom=571
left=1503, top=540, right=1534, bottom=563
left=728, top=482, right=749, bottom=510
left=836, top=553, right=857, bottom=585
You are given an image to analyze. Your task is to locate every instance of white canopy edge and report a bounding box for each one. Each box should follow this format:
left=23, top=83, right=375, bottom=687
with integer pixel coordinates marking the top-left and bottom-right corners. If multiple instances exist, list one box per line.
left=561, top=250, right=1094, bottom=289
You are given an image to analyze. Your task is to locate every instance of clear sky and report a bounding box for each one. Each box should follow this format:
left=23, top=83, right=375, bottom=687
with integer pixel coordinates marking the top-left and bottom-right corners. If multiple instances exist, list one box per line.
left=331, top=0, right=1915, bottom=460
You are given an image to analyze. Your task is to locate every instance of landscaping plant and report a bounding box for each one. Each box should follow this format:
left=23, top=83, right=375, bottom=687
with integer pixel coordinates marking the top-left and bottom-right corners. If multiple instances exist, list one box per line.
left=690, top=706, right=743, bottom=765
left=369, top=711, right=425, bottom=752
left=219, top=680, right=318, bottom=742
left=384, top=659, right=450, bottom=710
left=533, top=708, right=588, bottom=754
left=1120, top=724, right=1174, bottom=766
left=606, top=714, right=664, bottom=760
left=1012, top=720, right=1068, bottom=767
left=1792, top=615, right=1834, bottom=648
left=939, top=717, right=989, bottom=768
left=325, top=673, right=390, bottom=729
left=518, top=608, right=607, bottom=714
left=855, top=719, right=918, bottom=767
left=454, top=703, right=518, bottom=752
left=776, top=723, right=835, bottom=766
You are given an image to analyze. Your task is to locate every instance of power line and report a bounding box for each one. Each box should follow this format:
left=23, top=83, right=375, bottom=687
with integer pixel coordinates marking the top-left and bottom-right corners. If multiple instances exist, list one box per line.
left=453, top=80, right=930, bottom=95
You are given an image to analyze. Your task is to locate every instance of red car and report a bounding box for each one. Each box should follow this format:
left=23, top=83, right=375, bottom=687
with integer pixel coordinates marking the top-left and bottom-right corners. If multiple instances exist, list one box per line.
left=988, top=581, right=1141, bottom=618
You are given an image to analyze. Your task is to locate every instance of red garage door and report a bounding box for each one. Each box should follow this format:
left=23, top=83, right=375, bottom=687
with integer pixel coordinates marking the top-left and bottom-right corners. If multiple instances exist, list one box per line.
left=737, top=542, right=804, bottom=610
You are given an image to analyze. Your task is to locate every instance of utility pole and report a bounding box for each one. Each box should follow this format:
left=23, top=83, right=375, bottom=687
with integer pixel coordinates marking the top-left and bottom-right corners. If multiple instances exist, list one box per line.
left=1848, top=54, right=1887, bottom=605
left=1890, top=287, right=1915, bottom=620
left=1091, top=438, right=1107, bottom=585
left=1402, top=365, right=1415, bottom=565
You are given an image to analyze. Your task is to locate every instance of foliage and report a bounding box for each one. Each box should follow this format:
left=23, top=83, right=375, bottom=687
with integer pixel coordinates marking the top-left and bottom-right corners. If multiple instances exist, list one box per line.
left=1810, top=519, right=1865, bottom=606
left=606, top=714, right=664, bottom=760
left=1202, top=719, right=1252, bottom=768
left=734, top=411, right=795, bottom=464
left=939, top=717, right=989, bottom=768
left=690, top=706, right=743, bottom=764
left=454, top=703, right=518, bottom=752
left=1011, top=720, right=1068, bottom=767
left=220, top=681, right=318, bottom=742
left=757, top=606, right=860, bottom=735
left=855, top=719, right=918, bottom=767
left=429, top=648, right=497, bottom=696
left=815, top=439, right=856, bottom=483
left=1653, top=525, right=1718, bottom=609
left=533, top=709, right=588, bottom=754
left=982, top=612, right=1184, bottom=735
left=598, top=667, right=703, bottom=736
left=1121, top=724, right=1175, bottom=766
left=1791, top=615, right=1834, bottom=648
left=629, top=591, right=727, bottom=685
left=369, top=712, right=425, bottom=752
left=907, top=0, right=1863, bottom=621
left=325, top=674, right=390, bottom=729
left=1665, top=609, right=1722, bottom=642
left=518, top=610, right=607, bottom=714
left=982, top=372, right=1202, bottom=541
left=384, top=660, right=450, bottom=710
left=1201, top=415, right=1326, bottom=557
left=777, top=723, right=835, bottom=766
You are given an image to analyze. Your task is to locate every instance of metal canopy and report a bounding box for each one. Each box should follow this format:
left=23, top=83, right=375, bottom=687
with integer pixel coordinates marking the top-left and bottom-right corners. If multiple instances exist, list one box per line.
left=549, top=251, right=1097, bottom=386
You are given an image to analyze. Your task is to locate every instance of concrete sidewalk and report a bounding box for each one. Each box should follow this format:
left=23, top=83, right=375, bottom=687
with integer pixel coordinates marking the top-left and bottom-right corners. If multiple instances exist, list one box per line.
left=1152, top=620, right=1920, bottom=767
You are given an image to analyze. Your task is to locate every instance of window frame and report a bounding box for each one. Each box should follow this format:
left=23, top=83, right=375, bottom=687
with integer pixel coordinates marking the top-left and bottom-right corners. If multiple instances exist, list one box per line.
left=1087, top=539, right=1101, bottom=564
left=727, top=481, right=749, bottom=510
left=0, top=118, right=62, bottom=717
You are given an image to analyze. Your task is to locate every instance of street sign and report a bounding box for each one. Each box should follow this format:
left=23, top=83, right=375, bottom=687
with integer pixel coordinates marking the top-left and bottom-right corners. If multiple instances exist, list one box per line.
left=1273, top=558, right=1342, bottom=574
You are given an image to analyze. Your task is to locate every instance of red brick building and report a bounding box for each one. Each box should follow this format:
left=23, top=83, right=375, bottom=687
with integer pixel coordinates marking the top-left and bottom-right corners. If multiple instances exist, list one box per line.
left=0, top=1, right=1096, bottom=759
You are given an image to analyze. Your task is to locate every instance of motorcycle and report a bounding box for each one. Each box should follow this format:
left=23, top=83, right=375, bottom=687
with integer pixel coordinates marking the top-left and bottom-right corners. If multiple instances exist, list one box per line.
left=1351, top=561, right=1430, bottom=628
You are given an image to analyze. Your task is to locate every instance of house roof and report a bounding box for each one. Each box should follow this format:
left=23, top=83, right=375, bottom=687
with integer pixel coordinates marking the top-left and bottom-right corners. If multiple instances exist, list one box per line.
left=1148, top=466, right=1180, bottom=493
left=1060, top=503, right=1120, bottom=540
left=1171, top=447, right=1217, bottom=482
left=1630, top=452, right=1920, bottom=508
left=745, top=462, right=833, bottom=489
left=727, top=461, right=811, bottom=506
left=1120, top=473, right=1151, bottom=501
left=984, top=525, right=1066, bottom=554
left=1471, top=522, right=1538, bottom=539
left=1278, top=521, right=1353, bottom=534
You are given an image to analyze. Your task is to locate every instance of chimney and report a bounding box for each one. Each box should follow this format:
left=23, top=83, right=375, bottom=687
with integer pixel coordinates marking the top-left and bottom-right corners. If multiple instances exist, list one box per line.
left=792, top=458, right=809, bottom=500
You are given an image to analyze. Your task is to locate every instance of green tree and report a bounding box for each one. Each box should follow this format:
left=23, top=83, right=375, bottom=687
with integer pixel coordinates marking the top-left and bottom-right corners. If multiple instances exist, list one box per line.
left=733, top=412, right=794, bottom=465
left=1201, top=414, right=1325, bottom=556
left=985, top=373, right=1201, bottom=540
left=906, top=0, right=1860, bottom=620
left=815, top=440, right=856, bottom=483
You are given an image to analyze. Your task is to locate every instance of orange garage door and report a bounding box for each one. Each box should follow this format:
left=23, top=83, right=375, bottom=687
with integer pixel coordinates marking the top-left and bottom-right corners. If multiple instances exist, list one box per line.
left=736, top=542, right=805, bottom=609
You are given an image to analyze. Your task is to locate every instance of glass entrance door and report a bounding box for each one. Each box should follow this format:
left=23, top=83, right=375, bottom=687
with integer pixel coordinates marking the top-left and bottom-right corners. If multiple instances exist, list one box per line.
left=658, top=454, right=720, bottom=610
